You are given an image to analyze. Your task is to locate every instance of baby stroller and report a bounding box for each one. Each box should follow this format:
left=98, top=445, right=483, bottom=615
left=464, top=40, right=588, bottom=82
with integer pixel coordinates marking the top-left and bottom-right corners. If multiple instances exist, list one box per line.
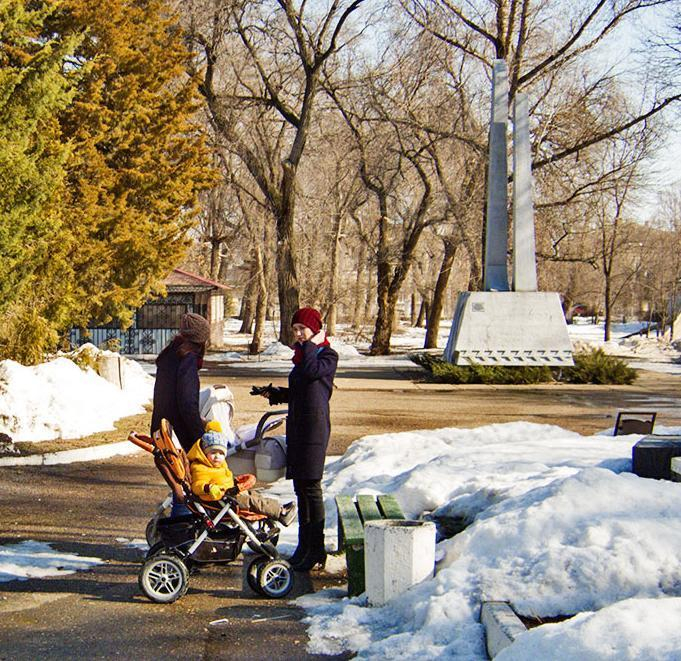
left=129, top=416, right=293, bottom=603
left=142, top=397, right=288, bottom=549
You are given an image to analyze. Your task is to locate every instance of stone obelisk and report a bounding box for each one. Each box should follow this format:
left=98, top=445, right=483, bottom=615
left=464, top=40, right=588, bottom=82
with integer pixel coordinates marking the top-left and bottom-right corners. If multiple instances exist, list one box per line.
left=484, top=60, right=510, bottom=292
left=512, top=93, right=538, bottom=292
left=444, top=61, right=573, bottom=366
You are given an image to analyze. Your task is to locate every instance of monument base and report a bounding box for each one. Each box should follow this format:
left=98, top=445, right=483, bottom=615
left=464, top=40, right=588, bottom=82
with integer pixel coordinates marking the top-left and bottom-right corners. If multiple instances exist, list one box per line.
left=444, top=292, right=573, bottom=366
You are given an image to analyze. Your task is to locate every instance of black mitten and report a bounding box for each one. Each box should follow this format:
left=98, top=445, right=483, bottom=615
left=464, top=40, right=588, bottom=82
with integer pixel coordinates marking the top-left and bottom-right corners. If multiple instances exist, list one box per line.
left=250, top=383, right=273, bottom=397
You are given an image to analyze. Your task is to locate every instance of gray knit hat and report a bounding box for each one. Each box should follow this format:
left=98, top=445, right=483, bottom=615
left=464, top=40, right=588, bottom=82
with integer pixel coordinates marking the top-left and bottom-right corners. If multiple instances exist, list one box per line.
left=201, top=431, right=228, bottom=454
left=180, top=312, right=210, bottom=344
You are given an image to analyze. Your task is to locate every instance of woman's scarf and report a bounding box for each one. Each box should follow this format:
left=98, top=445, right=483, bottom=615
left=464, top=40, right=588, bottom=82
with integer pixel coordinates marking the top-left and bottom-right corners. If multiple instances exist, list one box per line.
left=292, top=338, right=330, bottom=365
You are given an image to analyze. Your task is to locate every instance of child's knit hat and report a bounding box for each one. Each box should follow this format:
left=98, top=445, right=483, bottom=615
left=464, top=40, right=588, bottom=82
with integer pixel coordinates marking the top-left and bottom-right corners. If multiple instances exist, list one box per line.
left=201, top=430, right=228, bottom=454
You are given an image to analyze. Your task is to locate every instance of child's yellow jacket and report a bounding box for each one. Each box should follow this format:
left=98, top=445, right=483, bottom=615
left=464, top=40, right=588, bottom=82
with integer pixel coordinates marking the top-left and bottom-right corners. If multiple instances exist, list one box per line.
left=187, top=439, right=235, bottom=501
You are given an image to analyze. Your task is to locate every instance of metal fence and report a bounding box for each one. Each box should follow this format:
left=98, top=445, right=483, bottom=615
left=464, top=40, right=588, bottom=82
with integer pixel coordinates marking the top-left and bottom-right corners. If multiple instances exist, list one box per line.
left=69, top=327, right=178, bottom=355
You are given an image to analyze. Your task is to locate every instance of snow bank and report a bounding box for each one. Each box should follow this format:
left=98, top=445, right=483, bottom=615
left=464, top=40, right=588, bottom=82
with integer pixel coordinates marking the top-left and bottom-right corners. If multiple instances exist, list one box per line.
left=0, top=350, right=152, bottom=442
left=299, top=422, right=681, bottom=659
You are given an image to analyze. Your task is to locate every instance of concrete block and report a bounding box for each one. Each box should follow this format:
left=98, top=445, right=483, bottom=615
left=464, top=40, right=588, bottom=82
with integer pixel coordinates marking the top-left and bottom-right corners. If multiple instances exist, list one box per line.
left=364, top=520, right=436, bottom=607
left=633, top=436, right=681, bottom=480
left=444, top=291, right=573, bottom=366
left=96, top=353, right=123, bottom=388
left=481, top=601, right=527, bottom=658
left=671, top=456, right=681, bottom=482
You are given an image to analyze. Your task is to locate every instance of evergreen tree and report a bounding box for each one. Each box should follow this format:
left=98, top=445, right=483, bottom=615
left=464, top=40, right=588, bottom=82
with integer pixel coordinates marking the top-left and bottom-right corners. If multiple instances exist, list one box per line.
left=56, top=0, right=213, bottom=328
left=0, top=0, right=79, bottom=363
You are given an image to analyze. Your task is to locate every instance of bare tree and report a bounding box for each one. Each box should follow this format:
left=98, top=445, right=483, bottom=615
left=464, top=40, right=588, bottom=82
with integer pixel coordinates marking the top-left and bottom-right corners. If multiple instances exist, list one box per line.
left=188, top=0, right=368, bottom=344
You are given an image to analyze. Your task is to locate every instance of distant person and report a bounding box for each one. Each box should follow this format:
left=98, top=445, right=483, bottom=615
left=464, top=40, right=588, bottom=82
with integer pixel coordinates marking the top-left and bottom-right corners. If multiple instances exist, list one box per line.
left=151, top=312, right=210, bottom=454
left=253, top=307, right=338, bottom=571
left=188, top=422, right=296, bottom=525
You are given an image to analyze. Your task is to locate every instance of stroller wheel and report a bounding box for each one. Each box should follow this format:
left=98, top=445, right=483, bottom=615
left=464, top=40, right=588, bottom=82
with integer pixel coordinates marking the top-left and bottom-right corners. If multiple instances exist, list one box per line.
left=145, top=541, right=166, bottom=559
left=245, top=555, right=265, bottom=595
left=145, top=517, right=161, bottom=547
left=139, top=553, right=189, bottom=603
left=257, top=559, right=293, bottom=599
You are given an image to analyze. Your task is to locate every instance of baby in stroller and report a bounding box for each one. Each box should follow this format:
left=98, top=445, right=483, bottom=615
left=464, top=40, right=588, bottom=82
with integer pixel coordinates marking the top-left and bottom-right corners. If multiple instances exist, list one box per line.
left=131, top=418, right=295, bottom=603
left=189, top=421, right=296, bottom=526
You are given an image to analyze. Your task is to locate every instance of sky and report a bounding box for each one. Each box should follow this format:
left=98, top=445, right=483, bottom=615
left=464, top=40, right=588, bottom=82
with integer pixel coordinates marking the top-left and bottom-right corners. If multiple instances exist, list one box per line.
left=1, top=320, right=681, bottom=659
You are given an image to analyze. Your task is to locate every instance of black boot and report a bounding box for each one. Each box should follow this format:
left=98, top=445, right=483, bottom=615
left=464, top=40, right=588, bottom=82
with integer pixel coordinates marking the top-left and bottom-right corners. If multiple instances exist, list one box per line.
left=287, top=522, right=309, bottom=565
left=291, top=521, right=326, bottom=571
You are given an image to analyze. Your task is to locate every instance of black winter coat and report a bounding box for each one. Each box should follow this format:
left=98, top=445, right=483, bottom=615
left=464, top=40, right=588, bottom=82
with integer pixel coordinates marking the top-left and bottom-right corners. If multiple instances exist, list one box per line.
left=151, top=338, right=205, bottom=452
left=271, top=342, right=338, bottom=480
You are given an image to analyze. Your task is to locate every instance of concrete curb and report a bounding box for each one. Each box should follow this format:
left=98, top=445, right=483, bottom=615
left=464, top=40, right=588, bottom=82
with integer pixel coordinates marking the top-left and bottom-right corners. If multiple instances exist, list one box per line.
left=0, top=441, right=141, bottom=467
left=481, top=601, right=527, bottom=658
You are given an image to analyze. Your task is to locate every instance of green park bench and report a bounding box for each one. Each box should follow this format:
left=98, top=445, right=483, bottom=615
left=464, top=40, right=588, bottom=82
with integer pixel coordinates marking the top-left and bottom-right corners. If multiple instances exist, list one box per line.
left=335, top=493, right=405, bottom=597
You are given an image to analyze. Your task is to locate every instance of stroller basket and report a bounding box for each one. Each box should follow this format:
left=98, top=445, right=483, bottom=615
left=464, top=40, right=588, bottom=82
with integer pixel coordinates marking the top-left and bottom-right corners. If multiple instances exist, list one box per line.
left=157, top=515, right=196, bottom=547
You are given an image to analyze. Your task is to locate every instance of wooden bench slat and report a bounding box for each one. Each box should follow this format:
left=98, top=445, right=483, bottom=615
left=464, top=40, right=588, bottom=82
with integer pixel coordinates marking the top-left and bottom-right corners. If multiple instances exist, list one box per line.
left=377, top=494, right=405, bottom=520
left=335, top=495, right=364, bottom=546
left=335, top=493, right=407, bottom=597
left=356, top=494, right=382, bottom=524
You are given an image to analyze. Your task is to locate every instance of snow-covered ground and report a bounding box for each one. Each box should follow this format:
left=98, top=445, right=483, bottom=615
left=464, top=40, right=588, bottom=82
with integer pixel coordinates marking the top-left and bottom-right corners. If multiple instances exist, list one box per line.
left=0, top=541, right=103, bottom=583
left=0, top=344, right=153, bottom=442
left=212, top=316, right=681, bottom=375
left=1, top=319, right=681, bottom=658
left=280, top=422, right=681, bottom=659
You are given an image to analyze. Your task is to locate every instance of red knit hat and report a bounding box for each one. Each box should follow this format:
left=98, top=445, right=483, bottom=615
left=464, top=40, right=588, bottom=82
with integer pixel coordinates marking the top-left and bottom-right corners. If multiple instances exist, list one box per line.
left=291, top=307, right=322, bottom=333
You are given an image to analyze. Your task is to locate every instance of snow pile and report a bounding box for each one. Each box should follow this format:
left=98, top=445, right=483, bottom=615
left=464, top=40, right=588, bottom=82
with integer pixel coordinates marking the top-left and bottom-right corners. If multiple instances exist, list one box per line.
left=329, top=337, right=361, bottom=358
left=206, top=351, right=243, bottom=362
left=322, top=422, right=631, bottom=521
left=261, top=342, right=294, bottom=359
left=567, top=321, right=681, bottom=366
left=0, top=541, right=103, bottom=582
left=297, top=422, right=681, bottom=659
left=0, top=352, right=152, bottom=442
left=497, top=597, right=681, bottom=661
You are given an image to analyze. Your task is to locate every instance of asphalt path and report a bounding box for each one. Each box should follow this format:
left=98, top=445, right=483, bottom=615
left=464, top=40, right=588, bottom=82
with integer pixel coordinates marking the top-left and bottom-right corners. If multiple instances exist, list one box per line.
left=1, top=362, right=680, bottom=659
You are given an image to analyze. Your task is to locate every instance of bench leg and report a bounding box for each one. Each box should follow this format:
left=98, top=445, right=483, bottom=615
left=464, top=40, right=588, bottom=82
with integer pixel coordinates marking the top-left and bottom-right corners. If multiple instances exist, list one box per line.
left=346, top=544, right=365, bottom=597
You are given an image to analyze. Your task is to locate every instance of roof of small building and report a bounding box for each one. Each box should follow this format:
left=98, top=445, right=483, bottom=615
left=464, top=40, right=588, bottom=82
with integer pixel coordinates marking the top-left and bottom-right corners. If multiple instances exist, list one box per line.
left=165, top=268, right=229, bottom=292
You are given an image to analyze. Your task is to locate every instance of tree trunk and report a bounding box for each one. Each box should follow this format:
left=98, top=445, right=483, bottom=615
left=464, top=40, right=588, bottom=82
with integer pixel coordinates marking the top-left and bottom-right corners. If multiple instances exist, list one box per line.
left=370, top=213, right=392, bottom=354
left=425, top=240, right=457, bottom=348
left=352, top=242, right=367, bottom=330
left=326, top=212, right=343, bottom=336
left=209, top=238, right=221, bottom=281
left=249, top=243, right=268, bottom=354
left=415, top=299, right=427, bottom=327
left=604, top=279, right=611, bottom=341
left=410, top=292, right=417, bottom=325
left=276, top=162, right=301, bottom=345
left=239, top=263, right=256, bottom=333
left=371, top=290, right=399, bottom=354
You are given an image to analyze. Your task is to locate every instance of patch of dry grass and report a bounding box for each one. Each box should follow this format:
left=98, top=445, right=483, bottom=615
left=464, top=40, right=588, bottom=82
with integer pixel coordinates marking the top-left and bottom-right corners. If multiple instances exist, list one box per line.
left=12, top=406, right=152, bottom=456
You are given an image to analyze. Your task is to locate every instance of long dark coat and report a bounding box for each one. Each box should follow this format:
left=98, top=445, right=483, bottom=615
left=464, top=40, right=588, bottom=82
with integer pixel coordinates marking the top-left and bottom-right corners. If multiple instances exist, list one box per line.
left=151, top=337, right=205, bottom=452
left=271, top=342, right=338, bottom=480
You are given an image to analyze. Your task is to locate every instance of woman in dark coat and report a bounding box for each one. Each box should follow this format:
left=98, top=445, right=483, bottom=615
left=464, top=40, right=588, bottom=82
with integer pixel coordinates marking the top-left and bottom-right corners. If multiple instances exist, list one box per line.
left=258, top=307, right=338, bottom=571
left=151, top=312, right=210, bottom=453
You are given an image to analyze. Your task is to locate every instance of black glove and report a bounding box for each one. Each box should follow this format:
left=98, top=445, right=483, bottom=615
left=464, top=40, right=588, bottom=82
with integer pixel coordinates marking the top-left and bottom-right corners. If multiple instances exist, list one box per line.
left=250, top=383, right=273, bottom=397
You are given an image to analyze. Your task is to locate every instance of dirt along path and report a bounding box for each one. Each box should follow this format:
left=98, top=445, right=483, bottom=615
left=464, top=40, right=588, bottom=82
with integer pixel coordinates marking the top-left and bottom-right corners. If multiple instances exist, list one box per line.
left=0, top=362, right=679, bottom=659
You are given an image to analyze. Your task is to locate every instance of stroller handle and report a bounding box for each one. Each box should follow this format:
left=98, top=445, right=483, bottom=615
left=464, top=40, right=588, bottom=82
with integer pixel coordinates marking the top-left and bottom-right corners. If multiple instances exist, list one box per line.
left=253, top=409, right=287, bottom=442
left=225, top=409, right=286, bottom=455
left=128, top=431, right=154, bottom=453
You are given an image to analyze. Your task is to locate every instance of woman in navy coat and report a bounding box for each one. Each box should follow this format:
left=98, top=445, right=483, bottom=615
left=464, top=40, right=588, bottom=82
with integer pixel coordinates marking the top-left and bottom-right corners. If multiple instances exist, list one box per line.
left=151, top=312, right=210, bottom=452
left=259, top=307, right=338, bottom=571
